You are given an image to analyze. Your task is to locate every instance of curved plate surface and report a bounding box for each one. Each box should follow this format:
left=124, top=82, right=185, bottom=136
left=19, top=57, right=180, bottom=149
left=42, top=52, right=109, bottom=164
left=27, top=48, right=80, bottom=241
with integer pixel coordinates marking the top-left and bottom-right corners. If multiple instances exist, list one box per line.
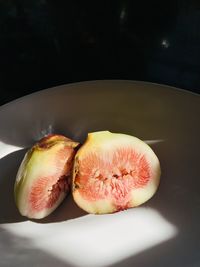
left=0, top=80, right=200, bottom=267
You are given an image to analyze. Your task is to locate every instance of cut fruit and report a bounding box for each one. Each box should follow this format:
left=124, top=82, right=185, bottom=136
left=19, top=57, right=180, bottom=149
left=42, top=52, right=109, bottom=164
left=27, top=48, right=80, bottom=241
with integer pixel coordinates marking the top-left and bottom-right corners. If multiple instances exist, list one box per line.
left=14, top=134, right=79, bottom=219
left=72, top=131, right=161, bottom=214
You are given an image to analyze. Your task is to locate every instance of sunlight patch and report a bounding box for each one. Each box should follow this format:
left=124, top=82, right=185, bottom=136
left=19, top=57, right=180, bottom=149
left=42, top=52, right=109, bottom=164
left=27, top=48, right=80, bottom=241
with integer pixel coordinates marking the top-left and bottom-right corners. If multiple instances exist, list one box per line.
left=0, top=141, right=23, bottom=159
left=2, top=207, right=178, bottom=267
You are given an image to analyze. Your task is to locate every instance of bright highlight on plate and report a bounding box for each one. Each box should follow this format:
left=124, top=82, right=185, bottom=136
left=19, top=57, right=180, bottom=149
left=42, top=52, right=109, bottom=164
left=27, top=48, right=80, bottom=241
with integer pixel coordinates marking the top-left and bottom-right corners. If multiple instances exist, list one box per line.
left=0, top=141, right=23, bottom=159
left=2, top=207, right=178, bottom=267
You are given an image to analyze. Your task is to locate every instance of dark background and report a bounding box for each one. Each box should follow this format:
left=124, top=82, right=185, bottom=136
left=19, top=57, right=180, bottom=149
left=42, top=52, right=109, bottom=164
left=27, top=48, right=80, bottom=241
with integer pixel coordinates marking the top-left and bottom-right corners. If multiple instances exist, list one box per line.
left=0, top=0, right=200, bottom=105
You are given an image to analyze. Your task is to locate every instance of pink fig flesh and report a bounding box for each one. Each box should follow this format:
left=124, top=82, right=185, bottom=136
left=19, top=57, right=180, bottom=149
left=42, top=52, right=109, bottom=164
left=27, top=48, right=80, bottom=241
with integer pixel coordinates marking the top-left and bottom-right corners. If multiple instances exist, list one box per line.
left=14, top=134, right=79, bottom=219
left=72, top=131, right=161, bottom=214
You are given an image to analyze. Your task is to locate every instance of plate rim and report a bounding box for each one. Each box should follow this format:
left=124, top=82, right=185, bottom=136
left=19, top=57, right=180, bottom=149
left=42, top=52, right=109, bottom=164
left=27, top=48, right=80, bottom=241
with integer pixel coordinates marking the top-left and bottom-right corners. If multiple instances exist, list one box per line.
left=0, top=79, right=199, bottom=112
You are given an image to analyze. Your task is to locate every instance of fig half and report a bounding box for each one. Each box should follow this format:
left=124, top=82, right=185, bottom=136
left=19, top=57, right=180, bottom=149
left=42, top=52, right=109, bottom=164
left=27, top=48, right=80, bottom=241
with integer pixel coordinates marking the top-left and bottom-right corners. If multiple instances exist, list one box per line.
left=14, top=134, right=79, bottom=219
left=72, top=131, right=161, bottom=214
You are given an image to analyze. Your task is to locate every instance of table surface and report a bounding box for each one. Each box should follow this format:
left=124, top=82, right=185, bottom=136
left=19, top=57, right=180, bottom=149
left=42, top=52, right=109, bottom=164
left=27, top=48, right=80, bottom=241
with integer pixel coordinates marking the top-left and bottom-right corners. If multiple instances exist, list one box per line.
left=0, top=0, right=200, bottom=106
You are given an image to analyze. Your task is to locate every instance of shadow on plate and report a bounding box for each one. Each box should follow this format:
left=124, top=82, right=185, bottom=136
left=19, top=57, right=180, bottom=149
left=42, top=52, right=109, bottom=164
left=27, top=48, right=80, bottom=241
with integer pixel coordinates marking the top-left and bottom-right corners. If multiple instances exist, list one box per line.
left=0, top=149, right=86, bottom=224
left=0, top=149, right=27, bottom=223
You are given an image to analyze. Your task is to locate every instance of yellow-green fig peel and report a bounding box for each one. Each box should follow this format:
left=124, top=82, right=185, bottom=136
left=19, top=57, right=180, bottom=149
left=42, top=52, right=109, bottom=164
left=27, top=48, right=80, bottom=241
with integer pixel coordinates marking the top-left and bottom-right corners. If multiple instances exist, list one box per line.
left=14, top=134, right=79, bottom=219
left=72, top=131, right=161, bottom=214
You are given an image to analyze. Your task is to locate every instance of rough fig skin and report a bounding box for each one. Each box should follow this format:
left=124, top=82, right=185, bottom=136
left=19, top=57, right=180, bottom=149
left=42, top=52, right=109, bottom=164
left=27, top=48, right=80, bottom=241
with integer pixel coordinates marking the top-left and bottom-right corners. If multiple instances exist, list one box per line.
left=14, top=134, right=79, bottom=219
left=72, top=131, right=161, bottom=214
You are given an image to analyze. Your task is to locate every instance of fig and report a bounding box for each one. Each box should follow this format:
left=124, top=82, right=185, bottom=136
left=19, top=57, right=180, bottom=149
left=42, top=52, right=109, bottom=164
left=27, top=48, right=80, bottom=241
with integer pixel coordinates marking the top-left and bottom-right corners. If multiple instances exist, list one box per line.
left=72, top=131, right=161, bottom=214
left=14, top=134, right=79, bottom=219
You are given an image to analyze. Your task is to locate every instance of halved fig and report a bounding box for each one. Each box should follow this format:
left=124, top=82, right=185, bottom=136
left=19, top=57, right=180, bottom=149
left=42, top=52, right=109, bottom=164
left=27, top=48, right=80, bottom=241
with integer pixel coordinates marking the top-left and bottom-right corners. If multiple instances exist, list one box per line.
left=72, top=131, right=161, bottom=214
left=14, top=134, right=79, bottom=219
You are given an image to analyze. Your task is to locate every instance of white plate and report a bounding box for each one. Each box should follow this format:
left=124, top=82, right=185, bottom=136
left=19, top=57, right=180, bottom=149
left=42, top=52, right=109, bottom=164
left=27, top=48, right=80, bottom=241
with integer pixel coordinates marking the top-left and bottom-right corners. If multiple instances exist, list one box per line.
left=0, top=80, right=199, bottom=267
